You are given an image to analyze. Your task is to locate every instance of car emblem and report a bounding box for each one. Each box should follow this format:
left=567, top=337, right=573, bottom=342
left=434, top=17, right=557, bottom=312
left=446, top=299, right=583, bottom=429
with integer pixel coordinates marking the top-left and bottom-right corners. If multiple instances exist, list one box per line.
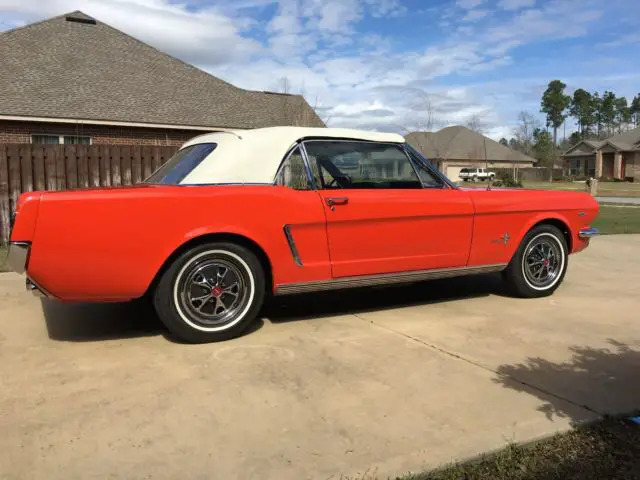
left=492, top=232, right=510, bottom=245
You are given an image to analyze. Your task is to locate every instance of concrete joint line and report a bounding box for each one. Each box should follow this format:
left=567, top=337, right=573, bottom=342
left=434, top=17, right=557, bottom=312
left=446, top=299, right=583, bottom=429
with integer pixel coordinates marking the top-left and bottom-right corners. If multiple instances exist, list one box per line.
left=351, top=313, right=602, bottom=418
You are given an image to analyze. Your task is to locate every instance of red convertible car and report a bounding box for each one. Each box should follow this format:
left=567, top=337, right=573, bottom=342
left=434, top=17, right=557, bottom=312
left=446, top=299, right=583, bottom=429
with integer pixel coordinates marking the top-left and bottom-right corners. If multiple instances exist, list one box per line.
left=7, top=127, right=599, bottom=343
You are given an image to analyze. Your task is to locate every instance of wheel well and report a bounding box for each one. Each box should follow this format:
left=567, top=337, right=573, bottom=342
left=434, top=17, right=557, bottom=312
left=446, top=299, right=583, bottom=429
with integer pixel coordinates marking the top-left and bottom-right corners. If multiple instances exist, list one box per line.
left=531, top=218, right=572, bottom=252
left=146, top=233, right=273, bottom=297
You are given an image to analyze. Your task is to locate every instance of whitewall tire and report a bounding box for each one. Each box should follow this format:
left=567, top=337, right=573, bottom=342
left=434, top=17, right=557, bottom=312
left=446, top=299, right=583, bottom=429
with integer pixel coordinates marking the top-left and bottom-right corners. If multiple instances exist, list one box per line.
left=503, top=224, right=568, bottom=298
left=154, top=242, right=265, bottom=343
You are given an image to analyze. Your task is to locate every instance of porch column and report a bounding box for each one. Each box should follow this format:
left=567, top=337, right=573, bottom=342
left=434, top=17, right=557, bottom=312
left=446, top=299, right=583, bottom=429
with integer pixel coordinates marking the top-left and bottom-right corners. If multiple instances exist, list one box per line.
left=613, top=152, right=623, bottom=179
left=595, top=150, right=603, bottom=178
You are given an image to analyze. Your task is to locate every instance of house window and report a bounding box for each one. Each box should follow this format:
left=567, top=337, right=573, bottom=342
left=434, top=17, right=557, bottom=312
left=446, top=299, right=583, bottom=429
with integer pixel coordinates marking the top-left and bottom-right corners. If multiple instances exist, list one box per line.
left=63, top=136, right=91, bottom=145
left=31, top=135, right=61, bottom=145
left=31, top=134, right=91, bottom=145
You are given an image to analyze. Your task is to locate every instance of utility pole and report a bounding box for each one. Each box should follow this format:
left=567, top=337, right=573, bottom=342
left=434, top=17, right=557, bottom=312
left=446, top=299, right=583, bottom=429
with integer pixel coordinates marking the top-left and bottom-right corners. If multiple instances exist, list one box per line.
left=483, top=136, right=488, bottom=169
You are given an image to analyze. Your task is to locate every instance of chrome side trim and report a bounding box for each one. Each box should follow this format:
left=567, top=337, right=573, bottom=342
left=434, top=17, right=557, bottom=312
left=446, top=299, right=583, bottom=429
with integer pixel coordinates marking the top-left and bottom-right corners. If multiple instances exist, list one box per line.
left=578, top=227, right=599, bottom=239
left=6, top=241, right=30, bottom=275
left=275, top=263, right=507, bottom=295
left=283, top=225, right=303, bottom=267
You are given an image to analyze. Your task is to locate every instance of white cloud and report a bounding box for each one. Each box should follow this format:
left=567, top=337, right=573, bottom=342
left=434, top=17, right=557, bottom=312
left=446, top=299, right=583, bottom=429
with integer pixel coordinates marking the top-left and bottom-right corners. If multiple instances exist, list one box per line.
left=456, top=0, right=485, bottom=9
left=0, top=0, right=622, bottom=138
left=462, top=9, right=489, bottom=22
left=0, top=0, right=262, bottom=65
left=600, top=33, right=640, bottom=48
left=497, top=0, right=536, bottom=10
left=485, top=0, right=603, bottom=44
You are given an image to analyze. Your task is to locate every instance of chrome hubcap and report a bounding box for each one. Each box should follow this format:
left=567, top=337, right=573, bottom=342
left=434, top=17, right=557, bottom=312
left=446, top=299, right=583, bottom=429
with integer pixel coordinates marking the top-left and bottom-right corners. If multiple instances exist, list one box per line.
left=523, top=236, right=562, bottom=288
left=179, top=258, right=248, bottom=327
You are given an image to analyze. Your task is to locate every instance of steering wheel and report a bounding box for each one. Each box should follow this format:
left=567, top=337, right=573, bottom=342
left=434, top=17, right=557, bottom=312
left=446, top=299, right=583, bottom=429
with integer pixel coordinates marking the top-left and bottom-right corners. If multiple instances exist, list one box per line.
left=327, top=174, right=352, bottom=188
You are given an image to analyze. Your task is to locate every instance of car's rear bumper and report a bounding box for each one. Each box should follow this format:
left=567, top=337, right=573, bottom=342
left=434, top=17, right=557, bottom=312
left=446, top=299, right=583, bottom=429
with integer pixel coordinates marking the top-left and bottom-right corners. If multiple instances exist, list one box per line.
left=6, top=241, right=30, bottom=275
left=26, top=277, right=51, bottom=298
left=5, top=242, right=50, bottom=297
left=578, top=227, right=599, bottom=239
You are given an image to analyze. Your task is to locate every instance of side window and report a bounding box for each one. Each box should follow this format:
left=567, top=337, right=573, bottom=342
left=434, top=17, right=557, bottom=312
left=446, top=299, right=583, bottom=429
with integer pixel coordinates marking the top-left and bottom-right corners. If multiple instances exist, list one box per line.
left=275, top=146, right=311, bottom=190
left=303, top=141, right=422, bottom=189
left=403, top=150, right=445, bottom=188
left=144, top=143, right=217, bottom=185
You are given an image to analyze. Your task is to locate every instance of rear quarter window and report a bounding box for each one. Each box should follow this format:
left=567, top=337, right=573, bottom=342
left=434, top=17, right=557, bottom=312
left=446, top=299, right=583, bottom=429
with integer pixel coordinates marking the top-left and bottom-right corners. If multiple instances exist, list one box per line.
left=145, top=143, right=217, bottom=185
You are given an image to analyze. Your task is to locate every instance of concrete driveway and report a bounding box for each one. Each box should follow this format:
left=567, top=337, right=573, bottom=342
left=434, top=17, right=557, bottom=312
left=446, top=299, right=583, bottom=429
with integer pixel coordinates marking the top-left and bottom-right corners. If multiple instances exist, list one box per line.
left=1, top=235, right=639, bottom=480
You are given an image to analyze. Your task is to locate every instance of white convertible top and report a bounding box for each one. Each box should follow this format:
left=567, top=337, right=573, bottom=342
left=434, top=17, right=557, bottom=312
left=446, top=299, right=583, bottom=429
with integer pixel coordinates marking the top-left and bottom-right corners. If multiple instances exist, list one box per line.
left=179, top=126, right=406, bottom=184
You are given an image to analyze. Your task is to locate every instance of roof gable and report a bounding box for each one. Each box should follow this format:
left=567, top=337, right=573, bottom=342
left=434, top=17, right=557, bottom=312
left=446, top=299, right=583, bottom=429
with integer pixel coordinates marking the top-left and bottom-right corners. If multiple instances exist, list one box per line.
left=563, top=140, right=599, bottom=156
left=0, top=11, right=324, bottom=129
left=406, top=126, right=536, bottom=164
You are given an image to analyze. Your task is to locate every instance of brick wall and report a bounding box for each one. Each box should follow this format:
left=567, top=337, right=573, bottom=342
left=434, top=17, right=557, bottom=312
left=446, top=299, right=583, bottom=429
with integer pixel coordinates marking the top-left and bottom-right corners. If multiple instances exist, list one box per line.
left=624, top=152, right=640, bottom=181
left=0, top=120, right=211, bottom=146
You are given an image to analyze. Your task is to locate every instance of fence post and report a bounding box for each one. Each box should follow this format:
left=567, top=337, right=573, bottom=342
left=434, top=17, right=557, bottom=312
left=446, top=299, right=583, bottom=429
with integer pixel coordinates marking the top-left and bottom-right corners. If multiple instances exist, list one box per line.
left=0, top=146, right=9, bottom=245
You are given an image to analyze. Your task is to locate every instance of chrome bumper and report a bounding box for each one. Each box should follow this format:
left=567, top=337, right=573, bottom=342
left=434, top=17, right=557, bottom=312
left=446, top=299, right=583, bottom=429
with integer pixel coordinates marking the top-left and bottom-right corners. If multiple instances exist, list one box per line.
left=6, top=241, right=30, bottom=274
left=26, top=277, right=49, bottom=298
left=578, top=227, right=599, bottom=239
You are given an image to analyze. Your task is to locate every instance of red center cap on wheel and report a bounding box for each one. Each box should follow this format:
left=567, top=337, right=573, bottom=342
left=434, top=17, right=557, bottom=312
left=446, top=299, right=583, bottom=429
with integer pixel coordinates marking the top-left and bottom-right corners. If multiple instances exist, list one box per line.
left=212, top=286, right=223, bottom=297
left=543, top=260, right=549, bottom=266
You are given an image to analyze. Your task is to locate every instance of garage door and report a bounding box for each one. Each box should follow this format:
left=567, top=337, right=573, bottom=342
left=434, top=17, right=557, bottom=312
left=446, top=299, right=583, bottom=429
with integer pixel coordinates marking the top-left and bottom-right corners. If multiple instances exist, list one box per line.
left=445, top=165, right=469, bottom=182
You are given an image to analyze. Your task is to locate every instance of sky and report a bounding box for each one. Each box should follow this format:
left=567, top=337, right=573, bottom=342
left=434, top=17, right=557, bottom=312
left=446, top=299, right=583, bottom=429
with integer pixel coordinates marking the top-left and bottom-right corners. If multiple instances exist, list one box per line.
left=1, top=0, right=639, bottom=140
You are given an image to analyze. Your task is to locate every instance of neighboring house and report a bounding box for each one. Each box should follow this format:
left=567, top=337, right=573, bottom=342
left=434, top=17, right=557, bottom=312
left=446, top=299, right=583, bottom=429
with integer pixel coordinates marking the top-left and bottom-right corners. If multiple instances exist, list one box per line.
left=561, top=127, right=640, bottom=181
left=0, top=11, right=324, bottom=147
left=406, top=126, right=536, bottom=181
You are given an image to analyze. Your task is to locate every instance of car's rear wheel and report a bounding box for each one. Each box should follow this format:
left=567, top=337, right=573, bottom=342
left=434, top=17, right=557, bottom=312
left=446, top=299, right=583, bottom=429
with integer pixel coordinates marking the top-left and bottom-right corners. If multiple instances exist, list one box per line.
left=153, top=242, right=265, bottom=343
left=502, top=224, right=568, bottom=298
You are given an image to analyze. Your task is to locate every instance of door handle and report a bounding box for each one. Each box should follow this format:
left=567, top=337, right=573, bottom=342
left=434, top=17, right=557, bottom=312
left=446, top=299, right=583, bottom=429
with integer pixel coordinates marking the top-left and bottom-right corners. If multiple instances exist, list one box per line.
left=326, top=197, right=349, bottom=207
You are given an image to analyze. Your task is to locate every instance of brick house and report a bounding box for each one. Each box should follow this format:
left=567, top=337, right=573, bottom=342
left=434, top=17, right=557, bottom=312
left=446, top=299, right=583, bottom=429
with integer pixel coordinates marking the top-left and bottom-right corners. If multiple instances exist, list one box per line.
left=561, top=127, right=640, bottom=181
left=406, top=126, right=536, bottom=181
left=0, top=11, right=324, bottom=147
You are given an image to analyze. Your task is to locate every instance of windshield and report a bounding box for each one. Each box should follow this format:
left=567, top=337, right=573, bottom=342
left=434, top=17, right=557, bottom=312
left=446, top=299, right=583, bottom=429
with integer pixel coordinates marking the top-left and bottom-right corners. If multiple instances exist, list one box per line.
left=144, top=143, right=217, bottom=184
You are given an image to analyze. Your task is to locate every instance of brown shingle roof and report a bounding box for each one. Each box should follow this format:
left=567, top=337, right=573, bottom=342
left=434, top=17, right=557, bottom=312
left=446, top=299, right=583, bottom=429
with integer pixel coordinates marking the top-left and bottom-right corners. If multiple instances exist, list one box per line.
left=562, top=126, right=640, bottom=157
left=0, top=11, right=324, bottom=129
left=605, top=126, right=640, bottom=151
left=406, top=126, right=536, bottom=164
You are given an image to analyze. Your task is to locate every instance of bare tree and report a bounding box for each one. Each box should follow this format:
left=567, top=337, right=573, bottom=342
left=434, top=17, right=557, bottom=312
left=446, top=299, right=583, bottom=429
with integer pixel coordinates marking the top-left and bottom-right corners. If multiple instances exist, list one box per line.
left=400, top=89, right=452, bottom=170
left=465, top=113, right=487, bottom=134
left=406, top=90, right=438, bottom=132
left=513, top=111, right=540, bottom=157
left=275, top=76, right=326, bottom=127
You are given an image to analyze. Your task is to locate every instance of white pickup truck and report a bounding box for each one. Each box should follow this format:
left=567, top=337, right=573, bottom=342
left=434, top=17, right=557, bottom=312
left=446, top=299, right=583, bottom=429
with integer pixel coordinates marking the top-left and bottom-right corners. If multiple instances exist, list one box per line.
left=459, top=167, right=495, bottom=182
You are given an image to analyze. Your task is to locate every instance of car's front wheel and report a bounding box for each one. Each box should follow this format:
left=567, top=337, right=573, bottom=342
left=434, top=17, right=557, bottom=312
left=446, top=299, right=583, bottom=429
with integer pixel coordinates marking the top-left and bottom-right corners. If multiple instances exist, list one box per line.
left=153, top=242, right=265, bottom=343
left=502, top=224, right=568, bottom=298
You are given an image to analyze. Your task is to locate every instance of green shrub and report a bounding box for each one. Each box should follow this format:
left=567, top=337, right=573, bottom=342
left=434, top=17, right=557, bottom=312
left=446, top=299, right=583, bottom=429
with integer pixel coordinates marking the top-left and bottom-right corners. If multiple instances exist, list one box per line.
left=493, top=172, right=523, bottom=188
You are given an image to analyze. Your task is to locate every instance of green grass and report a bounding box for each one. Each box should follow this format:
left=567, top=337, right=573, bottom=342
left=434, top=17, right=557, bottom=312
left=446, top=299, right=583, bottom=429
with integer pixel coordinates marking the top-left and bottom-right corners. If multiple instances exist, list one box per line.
left=459, top=180, right=640, bottom=198
left=392, top=413, right=640, bottom=480
left=0, top=245, right=8, bottom=273
left=522, top=181, right=640, bottom=198
left=593, top=205, right=640, bottom=234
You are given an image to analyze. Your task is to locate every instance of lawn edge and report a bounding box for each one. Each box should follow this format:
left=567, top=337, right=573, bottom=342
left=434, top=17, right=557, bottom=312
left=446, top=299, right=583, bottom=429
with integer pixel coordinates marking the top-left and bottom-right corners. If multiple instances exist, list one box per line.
left=395, top=411, right=640, bottom=480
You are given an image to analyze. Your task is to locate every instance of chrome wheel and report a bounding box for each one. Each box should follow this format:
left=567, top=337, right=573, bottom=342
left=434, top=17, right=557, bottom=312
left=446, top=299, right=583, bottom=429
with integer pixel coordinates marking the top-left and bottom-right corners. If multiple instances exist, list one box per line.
left=176, top=253, right=252, bottom=329
left=521, top=233, right=564, bottom=290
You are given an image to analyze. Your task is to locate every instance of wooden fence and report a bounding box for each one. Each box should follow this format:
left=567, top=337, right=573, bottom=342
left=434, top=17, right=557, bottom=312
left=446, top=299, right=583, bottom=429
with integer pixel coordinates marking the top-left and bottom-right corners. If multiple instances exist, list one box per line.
left=0, top=144, right=178, bottom=244
left=492, top=167, right=565, bottom=182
